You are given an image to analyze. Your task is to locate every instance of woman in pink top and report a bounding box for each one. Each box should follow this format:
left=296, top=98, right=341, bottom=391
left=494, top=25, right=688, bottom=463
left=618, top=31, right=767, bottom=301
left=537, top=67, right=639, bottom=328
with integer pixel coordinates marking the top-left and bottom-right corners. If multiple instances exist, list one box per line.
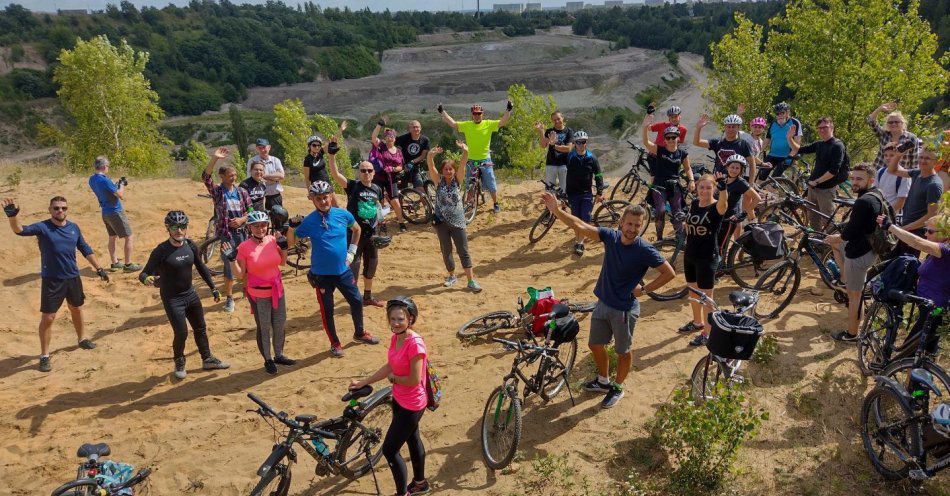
left=223, top=211, right=296, bottom=375
left=349, top=296, right=430, bottom=496
left=371, top=118, right=408, bottom=232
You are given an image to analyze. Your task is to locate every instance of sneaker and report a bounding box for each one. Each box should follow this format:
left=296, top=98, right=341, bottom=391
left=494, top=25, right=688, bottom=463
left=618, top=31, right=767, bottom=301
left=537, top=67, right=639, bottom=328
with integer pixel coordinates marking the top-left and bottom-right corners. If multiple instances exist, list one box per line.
left=408, top=479, right=431, bottom=495
left=78, top=339, right=96, bottom=350
left=224, top=296, right=235, bottom=313
left=330, top=346, right=345, bottom=358
left=582, top=378, right=612, bottom=393
left=688, top=334, right=709, bottom=347
left=493, top=203, right=501, bottom=214
left=467, top=280, right=482, bottom=293
left=601, top=384, right=625, bottom=409
left=173, top=357, right=186, bottom=379
left=38, top=356, right=51, bottom=373
left=123, top=262, right=142, bottom=272
left=264, top=360, right=278, bottom=375
left=354, top=332, right=380, bottom=345
left=399, top=223, right=408, bottom=233
left=363, top=298, right=385, bottom=308
left=443, top=275, right=458, bottom=287
left=831, top=330, right=859, bottom=343
left=202, top=356, right=231, bottom=370
left=273, top=355, right=296, bottom=366
left=109, top=262, right=124, bottom=272
left=678, top=322, right=704, bottom=334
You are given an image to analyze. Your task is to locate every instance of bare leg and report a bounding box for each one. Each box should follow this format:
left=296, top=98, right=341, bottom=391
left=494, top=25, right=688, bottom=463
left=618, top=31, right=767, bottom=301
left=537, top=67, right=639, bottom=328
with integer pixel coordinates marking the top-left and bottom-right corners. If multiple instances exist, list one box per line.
left=107, top=235, right=118, bottom=264
left=123, top=235, right=133, bottom=265
left=39, top=313, right=56, bottom=356
left=589, top=344, right=609, bottom=377
left=364, top=277, right=374, bottom=292
left=490, top=191, right=498, bottom=205
left=615, top=352, right=633, bottom=384
left=391, top=198, right=405, bottom=224
left=66, top=304, right=86, bottom=342
left=462, top=267, right=475, bottom=281
left=224, top=278, right=233, bottom=298
left=847, top=289, right=862, bottom=336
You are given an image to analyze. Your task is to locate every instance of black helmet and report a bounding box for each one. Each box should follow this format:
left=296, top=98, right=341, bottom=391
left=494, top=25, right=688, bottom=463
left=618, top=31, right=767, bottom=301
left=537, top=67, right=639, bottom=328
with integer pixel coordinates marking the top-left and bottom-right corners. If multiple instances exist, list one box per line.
left=268, top=205, right=289, bottom=228
left=386, top=296, right=418, bottom=324
left=774, top=102, right=790, bottom=113
left=164, top=210, right=188, bottom=227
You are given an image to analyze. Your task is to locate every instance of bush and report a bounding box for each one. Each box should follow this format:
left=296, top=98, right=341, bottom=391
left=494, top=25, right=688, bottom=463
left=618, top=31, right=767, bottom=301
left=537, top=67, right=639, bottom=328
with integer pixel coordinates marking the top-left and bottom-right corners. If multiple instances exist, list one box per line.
left=750, top=334, right=779, bottom=365
left=651, top=385, right=767, bottom=493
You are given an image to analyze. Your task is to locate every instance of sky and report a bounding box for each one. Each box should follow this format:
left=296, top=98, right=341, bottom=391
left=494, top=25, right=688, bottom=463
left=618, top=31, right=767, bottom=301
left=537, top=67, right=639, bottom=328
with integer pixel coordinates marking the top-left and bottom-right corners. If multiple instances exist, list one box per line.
left=2, top=0, right=571, bottom=13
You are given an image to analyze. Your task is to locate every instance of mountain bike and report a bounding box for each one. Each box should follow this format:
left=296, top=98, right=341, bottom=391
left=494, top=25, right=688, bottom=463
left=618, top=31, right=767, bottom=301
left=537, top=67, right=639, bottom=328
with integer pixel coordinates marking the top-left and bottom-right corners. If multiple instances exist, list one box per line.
left=196, top=193, right=223, bottom=276
left=687, top=287, right=762, bottom=403
left=784, top=154, right=855, bottom=200
left=480, top=304, right=579, bottom=469
left=458, top=291, right=594, bottom=340
left=399, top=186, right=433, bottom=225
left=528, top=181, right=569, bottom=243
left=755, top=176, right=851, bottom=233
left=247, top=386, right=392, bottom=496
left=50, top=443, right=151, bottom=496
left=464, top=164, right=489, bottom=223
left=609, top=141, right=651, bottom=202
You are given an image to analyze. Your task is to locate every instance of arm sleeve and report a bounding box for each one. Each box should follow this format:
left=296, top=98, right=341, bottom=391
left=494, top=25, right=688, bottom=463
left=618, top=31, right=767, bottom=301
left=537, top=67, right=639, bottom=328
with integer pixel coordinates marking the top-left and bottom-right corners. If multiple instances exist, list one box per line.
left=708, top=138, right=720, bottom=152
left=866, top=115, right=885, bottom=138
left=344, top=210, right=356, bottom=227
left=241, top=188, right=253, bottom=212
left=597, top=227, right=610, bottom=244
left=16, top=222, right=41, bottom=237
left=792, top=119, right=803, bottom=137
left=798, top=141, right=818, bottom=155
left=274, top=157, right=285, bottom=174
left=456, top=121, right=470, bottom=134
left=647, top=245, right=666, bottom=268
left=650, top=122, right=664, bottom=133
left=765, top=123, right=773, bottom=139
left=897, top=177, right=911, bottom=197
left=593, top=157, right=605, bottom=192
left=678, top=125, right=687, bottom=143
left=75, top=227, right=94, bottom=257
left=563, top=128, right=573, bottom=144
left=841, top=198, right=873, bottom=242
left=488, top=120, right=500, bottom=132
left=294, top=217, right=311, bottom=239
left=926, top=183, right=944, bottom=205
left=190, top=240, right=216, bottom=290
left=140, top=245, right=162, bottom=280
left=202, top=171, right=216, bottom=196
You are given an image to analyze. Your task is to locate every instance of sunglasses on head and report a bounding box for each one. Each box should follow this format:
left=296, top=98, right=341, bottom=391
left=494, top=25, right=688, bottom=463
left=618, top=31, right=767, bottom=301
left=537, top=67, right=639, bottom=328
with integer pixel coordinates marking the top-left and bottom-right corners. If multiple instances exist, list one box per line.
left=168, top=224, right=188, bottom=231
left=51, top=206, right=68, bottom=211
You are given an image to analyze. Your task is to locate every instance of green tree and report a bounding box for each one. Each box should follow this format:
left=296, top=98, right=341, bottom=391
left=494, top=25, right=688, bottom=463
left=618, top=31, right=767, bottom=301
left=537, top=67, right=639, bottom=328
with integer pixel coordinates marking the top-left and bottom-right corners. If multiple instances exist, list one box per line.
left=54, top=35, right=169, bottom=174
left=705, top=13, right=775, bottom=125
left=767, top=0, right=948, bottom=156
left=186, top=139, right=209, bottom=180
left=311, top=114, right=352, bottom=175
left=229, top=104, right=249, bottom=161
left=272, top=98, right=311, bottom=174
left=500, top=84, right=556, bottom=171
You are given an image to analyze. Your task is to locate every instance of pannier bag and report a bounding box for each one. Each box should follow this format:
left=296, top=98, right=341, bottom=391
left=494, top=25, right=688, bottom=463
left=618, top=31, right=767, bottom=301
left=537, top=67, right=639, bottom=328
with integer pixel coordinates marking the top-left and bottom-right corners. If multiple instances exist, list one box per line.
left=546, top=316, right=580, bottom=346
left=706, top=311, right=764, bottom=360
left=741, top=222, right=786, bottom=261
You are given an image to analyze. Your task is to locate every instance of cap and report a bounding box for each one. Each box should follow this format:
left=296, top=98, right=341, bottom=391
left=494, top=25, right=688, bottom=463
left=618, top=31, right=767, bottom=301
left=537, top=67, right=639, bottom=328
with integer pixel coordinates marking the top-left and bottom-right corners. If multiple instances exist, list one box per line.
left=255, top=138, right=270, bottom=146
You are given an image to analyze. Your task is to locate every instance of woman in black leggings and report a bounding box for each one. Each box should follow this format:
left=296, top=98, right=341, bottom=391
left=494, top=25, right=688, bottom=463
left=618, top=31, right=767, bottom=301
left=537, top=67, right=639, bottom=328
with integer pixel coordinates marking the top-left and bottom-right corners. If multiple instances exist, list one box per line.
left=349, top=296, right=430, bottom=496
left=139, top=211, right=230, bottom=380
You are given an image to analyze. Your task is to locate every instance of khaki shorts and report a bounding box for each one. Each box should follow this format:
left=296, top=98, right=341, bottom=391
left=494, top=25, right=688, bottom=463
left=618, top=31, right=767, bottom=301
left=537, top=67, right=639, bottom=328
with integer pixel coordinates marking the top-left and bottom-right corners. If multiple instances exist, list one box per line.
left=589, top=300, right=640, bottom=354
left=102, top=212, right=132, bottom=237
left=843, top=241, right=876, bottom=291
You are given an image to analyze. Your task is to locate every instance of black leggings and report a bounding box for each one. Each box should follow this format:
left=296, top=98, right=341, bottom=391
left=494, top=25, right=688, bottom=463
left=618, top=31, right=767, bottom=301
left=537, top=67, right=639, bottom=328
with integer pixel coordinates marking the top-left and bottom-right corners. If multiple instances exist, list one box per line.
left=383, top=401, right=426, bottom=494
left=351, top=230, right=379, bottom=280
left=161, top=289, right=211, bottom=360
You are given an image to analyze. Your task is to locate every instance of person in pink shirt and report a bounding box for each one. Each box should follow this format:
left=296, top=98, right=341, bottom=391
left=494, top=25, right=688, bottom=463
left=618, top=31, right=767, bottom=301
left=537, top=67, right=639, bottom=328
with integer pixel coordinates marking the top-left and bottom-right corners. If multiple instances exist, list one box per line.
left=371, top=119, right=409, bottom=232
left=223, top=211, right=296, bottom=375
left=349, top=296, right=430, bottom=496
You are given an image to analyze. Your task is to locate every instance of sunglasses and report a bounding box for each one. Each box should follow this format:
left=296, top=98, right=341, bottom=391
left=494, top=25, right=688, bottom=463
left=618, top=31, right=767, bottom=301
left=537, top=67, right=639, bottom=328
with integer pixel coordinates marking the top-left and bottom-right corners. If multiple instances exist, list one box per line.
left=168, top=224, right=188, bottom=231
left=925, top=228, right=937, bottom=234
left=359, top=169, right=375, bottom=174
left=887, top=121, right=902, bottom=125
left=664, top=136, right=678, bottom=140
left=51, top=206, right=68, bottom=211
left=310, top=143, right=322, bottom=147
left=575, top=140, right=588, bottom=145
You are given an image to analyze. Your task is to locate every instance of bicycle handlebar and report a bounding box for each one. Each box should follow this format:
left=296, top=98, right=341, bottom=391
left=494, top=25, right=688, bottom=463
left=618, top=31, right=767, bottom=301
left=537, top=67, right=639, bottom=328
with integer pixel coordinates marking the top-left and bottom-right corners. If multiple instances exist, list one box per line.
left=887, top=290, right=934, bottom=308
left=118, top=468, right=152, bottom=489
left=491, top=337, right=558, bottom=354
left=686, top=287, right=720, bottom=310
left=248, top=393, right=337, bottom=439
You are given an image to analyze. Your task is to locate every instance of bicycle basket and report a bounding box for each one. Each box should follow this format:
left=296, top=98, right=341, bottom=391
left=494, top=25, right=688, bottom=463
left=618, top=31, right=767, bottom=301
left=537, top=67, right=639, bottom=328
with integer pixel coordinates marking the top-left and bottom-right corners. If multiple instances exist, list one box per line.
left=706, top=311, right=763, bottom=360
left=741, top=222, right=786, bottom=261
left=546, top=316, right=580, bottom=346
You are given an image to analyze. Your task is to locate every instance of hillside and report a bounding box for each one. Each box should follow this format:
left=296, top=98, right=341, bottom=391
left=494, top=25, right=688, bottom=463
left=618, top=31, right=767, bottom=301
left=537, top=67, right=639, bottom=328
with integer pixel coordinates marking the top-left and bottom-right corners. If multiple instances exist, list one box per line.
left=1, top=167, right=949, bottom=495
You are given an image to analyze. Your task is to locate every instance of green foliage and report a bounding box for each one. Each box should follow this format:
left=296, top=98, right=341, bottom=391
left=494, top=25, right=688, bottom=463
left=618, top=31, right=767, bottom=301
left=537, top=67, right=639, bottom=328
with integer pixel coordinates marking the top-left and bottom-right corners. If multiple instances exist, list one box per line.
left=272, top=99, right=310, bottom=174
left=664, top=49, right=679, bottom=67
left=500, top=84, right=556, bottom=171
left=750, top=334, right=779, bottom=365
left=185, top=139, right=208, bottom=181
left=5, top=166, right=22, bottom=188
left=54, top=35, right=170, bottom=175
left=937, top=191, right=950, bottom=239
left=651, top=385, right=767, bottom=493
left=528, top=453, right=577, bottom=491
left=706, top=13, right=775, bottom=126
left=228, top=104, right=249, bottom=159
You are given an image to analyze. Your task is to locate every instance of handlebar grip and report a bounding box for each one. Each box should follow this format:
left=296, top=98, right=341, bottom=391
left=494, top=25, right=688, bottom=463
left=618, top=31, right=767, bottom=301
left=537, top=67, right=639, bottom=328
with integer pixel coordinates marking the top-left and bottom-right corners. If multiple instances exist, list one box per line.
left=248, top=393, right=273, bottom=414
left=887, top=290, right=933, bottom=307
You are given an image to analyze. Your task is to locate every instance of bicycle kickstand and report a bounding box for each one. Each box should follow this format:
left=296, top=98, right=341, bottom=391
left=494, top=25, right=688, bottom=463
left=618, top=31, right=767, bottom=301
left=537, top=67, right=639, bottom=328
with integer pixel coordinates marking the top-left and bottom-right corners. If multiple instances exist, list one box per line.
left=364, top=446, right=382, bottom=496
left=563, top=369, right=576, bottom=407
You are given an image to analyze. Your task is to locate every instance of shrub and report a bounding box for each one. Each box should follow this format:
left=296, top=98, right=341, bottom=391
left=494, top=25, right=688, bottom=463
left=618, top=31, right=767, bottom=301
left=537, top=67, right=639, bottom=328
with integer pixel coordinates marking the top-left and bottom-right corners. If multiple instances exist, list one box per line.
left=750, top=334, right=779, bottom=365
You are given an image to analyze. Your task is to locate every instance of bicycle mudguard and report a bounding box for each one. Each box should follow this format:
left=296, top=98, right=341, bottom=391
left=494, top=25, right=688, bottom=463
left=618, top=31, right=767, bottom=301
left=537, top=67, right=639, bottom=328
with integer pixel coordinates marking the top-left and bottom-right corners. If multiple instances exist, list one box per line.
left=257, top=443, right=295, bottom=477
left=359, top=386, right=393, bottom=412
left=874, top=375, right=913, bottom=401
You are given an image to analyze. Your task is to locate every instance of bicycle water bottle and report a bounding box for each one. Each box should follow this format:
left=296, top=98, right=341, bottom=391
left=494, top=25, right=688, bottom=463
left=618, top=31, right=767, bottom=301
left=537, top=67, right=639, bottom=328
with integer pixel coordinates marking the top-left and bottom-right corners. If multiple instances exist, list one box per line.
left=312, top=436, right=331, bottom=457
left=826, top=260, right=841, bottom=280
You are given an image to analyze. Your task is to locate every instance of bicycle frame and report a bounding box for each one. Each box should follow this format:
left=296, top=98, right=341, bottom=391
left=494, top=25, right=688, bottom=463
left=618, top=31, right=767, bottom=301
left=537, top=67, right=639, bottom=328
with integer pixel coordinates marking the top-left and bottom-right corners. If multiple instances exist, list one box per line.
left=492, top=337, right=574, bottom=405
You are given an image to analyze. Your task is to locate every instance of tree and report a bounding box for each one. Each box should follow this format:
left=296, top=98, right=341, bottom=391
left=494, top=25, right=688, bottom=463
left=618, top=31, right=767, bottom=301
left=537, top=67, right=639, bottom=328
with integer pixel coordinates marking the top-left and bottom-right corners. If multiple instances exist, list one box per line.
left=228, top=104, right=249, bottom=161
left=186, top=139, right=209, bottom=180
left=272, top=98, right=310, bottom=173
left=500, top=84, right=556, bottom=171
left=705, top=13, right=775, bottom=125
left=767, top=0, right=948, bottom=156
left=311, top=114, right=352, bottom=175
left=54, top=35, right=169, bottom=174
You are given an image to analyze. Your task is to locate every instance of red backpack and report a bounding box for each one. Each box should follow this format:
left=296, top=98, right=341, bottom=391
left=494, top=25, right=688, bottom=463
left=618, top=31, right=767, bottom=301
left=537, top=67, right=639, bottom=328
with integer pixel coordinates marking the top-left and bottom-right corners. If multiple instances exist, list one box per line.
left=528, top=297, right=561, bottom=336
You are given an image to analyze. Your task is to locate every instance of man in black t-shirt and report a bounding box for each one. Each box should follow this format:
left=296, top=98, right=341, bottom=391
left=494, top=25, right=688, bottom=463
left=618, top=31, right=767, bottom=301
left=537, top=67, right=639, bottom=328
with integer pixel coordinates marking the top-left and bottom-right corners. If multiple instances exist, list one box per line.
left=326, top=136, right=386, bottom=307
left=788, top=116, right=850, bottom=230
left=536, top=111, right=574, bottom=193
left=395, top=120, right=430, bottom=194
left=693, top=113, right=756, bottom=181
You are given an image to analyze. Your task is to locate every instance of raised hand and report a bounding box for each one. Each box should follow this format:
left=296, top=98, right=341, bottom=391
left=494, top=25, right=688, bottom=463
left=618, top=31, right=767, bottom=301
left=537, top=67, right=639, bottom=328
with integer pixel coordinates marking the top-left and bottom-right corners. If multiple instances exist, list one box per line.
left=506, top=100, right=513, bottom=112
left=455, top=140, right=468, bottom=152
left=736, top=103, right=746, bottom=115
left=339, top=120, right=348, bottom=132
left=534, top=121, right=544, bottom=132
left=376, top=116, right=387, bottom=127
left=539, top=191, right=558, bottom=211
left=430, top=146, right=443, bottom=156
left=697, top=114, right=709, bottom=128
left=213, top=146, right=229, bottom=160
left=437, top=103, right=444, bottom=114
left=2, top=198, right=19, bottom=218
left=879, top=102, right=898, bottom=112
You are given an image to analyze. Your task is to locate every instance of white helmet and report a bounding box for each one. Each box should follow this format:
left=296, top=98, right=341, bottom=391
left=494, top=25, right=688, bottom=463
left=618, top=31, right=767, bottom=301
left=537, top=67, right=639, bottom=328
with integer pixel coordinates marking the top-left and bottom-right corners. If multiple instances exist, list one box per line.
left=725, top=154, right=747, bottom=169
left=933, top=403, right=950, bottom=437
left=308, top=180, right=333, bottom=195
left=723, top=114, right=743, bottom=125
left=573, top=130, right=589, bottom=141
left=247, top=210, right=270, bottom=225
left=667, top=106, right=682, bottom=116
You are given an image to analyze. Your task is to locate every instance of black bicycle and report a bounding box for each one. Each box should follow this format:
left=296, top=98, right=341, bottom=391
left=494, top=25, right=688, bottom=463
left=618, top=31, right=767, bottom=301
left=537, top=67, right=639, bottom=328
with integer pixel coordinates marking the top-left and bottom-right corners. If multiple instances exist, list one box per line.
left=528, top=181, right=570, bottom=243
left=247, top=387, right=392, bottom=496
left=50, top=443, right=151, bottom=496
left=609, top=141, right=651, bottom=203
left=458, top=291, right=594, bottom=340
left=480, top=304, right=579, bottom=470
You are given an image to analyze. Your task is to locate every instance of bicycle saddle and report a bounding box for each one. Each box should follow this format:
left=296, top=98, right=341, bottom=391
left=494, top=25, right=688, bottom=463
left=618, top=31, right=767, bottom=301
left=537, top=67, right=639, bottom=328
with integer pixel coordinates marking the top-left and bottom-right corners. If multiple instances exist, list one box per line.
left=294, top=415, right=317, bottom=424
left=546, top=303, right=570, bottom=320
left=342, top=385, right=373, bottom=402
left=77, top=443, right=110, bottom=458
left=728, top=291, right=754, bottom=309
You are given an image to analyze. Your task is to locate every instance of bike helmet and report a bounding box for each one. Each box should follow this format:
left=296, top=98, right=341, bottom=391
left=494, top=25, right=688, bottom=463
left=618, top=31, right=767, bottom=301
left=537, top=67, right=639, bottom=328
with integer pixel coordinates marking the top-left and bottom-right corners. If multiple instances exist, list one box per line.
left=573, top=130, right=589, bottom=141
left=724, top=154, right=748, bottom=169
left=663, top=126, right=680, bottom=138
left=933, top=403, right=950, bottom=437
left=470, top=104, right=483, bottom=114
left=308, top=180, right=333, bottom=195
left=667, top=106, right=682, bottom=116
left=723, top=114, right=743, bottom=125
left=164, top=210, right=189, bottom=227
left=307, top=135, right=323, bottom=146
left=386, top=296, right=418, bottom=324
left=774, top=101, right=790, bottom=113
left=268, top=205, right=289, bottom=228
left=751, top=117, right=767, bottom=128
left=372, top=235, right=392, bottom=249
left=247, top=210, right=270, bottom=225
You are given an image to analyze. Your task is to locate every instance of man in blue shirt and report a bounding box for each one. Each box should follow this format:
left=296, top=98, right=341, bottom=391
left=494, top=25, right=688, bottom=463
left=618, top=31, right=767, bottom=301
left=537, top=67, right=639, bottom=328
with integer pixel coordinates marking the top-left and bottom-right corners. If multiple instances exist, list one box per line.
left=88, top=156, right=140, bottom=272
left=4, top=196, right=110, bottom=373
left=540, top=193, right=674, bottom=409
left=288, top=180, right=380, bottom=357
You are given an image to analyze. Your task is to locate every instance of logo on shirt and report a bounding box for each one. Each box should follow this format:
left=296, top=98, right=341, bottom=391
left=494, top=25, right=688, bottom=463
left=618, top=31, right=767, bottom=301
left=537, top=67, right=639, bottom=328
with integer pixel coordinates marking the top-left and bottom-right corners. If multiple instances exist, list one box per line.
left=175, top=255, right=190, bottom=262
left=685, top=211, right=712, bottom=236
left=407, top=143, right=421, bottom=156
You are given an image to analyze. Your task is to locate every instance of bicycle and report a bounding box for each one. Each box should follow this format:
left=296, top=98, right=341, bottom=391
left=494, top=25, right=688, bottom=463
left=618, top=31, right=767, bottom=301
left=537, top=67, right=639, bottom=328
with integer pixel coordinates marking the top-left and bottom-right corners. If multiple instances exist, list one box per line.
left=480, top=303, right=579, bottom=469
left=398, top=186, right=434, bottom=225
left=686, top=287, right=763, bottom=403
left=609, top=141, right=651, bottom=203
left=246, top=386, right=392, bottom=496
left=463, top=163, right=489, bottom=223
left=458, top=291, right=594, bottom=341
left=198, top=207, right=313, bottom=274
left=755, top=176, right=851, bottom=234
left=50, top=443, right=151, bottom=496
left=528, top=181, right=569, bottom=244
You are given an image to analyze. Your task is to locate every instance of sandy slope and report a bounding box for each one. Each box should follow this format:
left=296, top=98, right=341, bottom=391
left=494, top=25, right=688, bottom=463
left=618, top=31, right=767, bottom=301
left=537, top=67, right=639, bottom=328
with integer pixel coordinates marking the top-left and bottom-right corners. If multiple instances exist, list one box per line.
left=0, top=172, right=943, bottom=495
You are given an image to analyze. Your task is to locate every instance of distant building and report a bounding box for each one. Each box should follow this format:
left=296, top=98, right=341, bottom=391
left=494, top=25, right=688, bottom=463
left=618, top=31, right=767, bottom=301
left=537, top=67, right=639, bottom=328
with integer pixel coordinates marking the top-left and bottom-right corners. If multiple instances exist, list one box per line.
left=493, top=2, right=525, bottom=12
left=604, top=0, right=624, bottom=6
left=525, top=2, right=543, bottom=10
left=565, top=1, right=586, bottom=10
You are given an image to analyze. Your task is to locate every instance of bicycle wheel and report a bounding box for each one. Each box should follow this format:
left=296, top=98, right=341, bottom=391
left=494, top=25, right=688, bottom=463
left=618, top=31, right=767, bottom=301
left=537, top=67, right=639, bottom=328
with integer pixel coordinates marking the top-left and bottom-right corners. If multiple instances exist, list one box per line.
left=285, top=238, right=311, bottom=271
left=752, top=260, right=801, bottom=321
left=725, top=234, right=786, bottom=289
left=463, top=183, right=479, bottom=223
left=197, top=236, right=224, bottom=276
left=881, top=358, right=950, bottom=401
left=860, top=385, right=917, bottom=481
left=689, top=354, right=728, bottom=402
left=249, top=462, right=292, bottom=496
left=857, top=301, right=896, bottom=376
left=540, top=338, right=577, bottom=400
left=565, top=301, right=596, bottom=314
left=528, top=210, right=556, bottom=243
left=424, top=180, right=436, bottom=201
left=458, top=311, right=517, bottom=339
left=592, top=200, right=652, bottom=238
left=50, top=479, right=100, bottom=496
left=338, top=394, right=390, bottom=479
left=480, top=384, right=522, bottom=470
left=647, top=239, right=687, bottom=301
left=400, top=189, right=433, bottom=225
left=810, top=241, right=840, bottom=291
left=609, top=172, right=637, bottom=201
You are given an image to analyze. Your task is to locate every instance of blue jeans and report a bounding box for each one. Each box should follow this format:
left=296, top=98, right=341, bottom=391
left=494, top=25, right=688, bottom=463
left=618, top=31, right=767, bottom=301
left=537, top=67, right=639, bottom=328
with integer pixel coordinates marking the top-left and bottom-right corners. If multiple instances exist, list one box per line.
left=308, top=268, right=365, bottom=347
left=568, top=192, right=593, bottom=223
left=220, top=230, right=247, bottom=280
left=466, top=158, right=497, bottom=193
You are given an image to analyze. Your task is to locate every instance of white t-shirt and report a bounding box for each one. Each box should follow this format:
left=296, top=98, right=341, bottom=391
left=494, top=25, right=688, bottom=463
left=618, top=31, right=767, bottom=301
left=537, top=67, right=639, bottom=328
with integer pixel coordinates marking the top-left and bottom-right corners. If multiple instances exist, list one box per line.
left=876, top=167, right=910, bottom=210
left=247, top=155, right=284, bottom=196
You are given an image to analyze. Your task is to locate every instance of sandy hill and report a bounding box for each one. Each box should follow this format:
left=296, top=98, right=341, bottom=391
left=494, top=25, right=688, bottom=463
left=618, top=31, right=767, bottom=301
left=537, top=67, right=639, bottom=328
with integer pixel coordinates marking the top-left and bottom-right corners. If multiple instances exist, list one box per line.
left=0, top=171, right=944, bottom=495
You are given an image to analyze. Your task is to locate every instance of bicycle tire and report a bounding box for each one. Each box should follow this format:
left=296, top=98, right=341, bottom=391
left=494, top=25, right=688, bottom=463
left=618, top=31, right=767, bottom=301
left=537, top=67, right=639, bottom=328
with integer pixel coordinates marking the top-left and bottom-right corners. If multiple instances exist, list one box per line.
left=860, top=385, right=917, bottom=481
left=50, top=479, right=100, bottom=496
left=725, top=233, right=786, bottom=289
left=528, top=210, right=556, bottom=243
left=249, top=462, right=291, bottom=496
left=689, top=354, right=729, bottom=402
left=811, top=242, right=840, bottom=292
left=857, top=301, right=896, bottom=376
left=647, top=239, right=687, bottom=301
left=197, top=236, right=224, bottom=276
left=540, top=338, right=577, bottom=400
left=480, top=384, right=522, bottom=470
left=881, top=357, right=950, bottom=402
left=752, top=260, right=801, bottom=321
left=463, top=183, right=479, bottom=223
left=458, top=311, right=517, bottom=339
left=609, top=172, right=637, bottom=201
left=424, top=180, right=436, bottom=201
left=284, top=239, right=311, bottom=271
left=400, top=188, right=433, bottom=225
left=592, top=200, right=652, bottom=238
left=338, top=393, right=389, bottom=479
left=566, top=301, right=596, bottom=313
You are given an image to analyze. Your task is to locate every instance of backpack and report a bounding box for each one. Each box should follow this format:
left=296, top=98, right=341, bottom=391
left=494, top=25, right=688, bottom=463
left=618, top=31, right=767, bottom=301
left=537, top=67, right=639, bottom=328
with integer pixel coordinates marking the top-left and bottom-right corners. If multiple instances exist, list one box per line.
left=424, top=359, right=442, bottom=412
left=864, top=190, right=899, bottom=257
left=741, top=222, right=786, bottom=260
left=871, top=255, right=921, bottom=301
left=876, top=167, right=903, bottom=201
